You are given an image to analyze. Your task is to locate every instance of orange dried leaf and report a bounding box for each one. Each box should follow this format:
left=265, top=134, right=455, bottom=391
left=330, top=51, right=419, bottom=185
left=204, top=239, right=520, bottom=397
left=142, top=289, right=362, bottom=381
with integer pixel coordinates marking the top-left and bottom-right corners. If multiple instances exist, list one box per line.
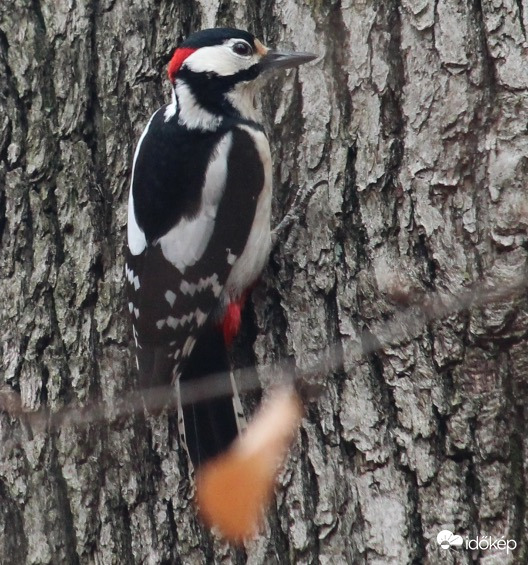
left=195, top=388, right=303, bottom=543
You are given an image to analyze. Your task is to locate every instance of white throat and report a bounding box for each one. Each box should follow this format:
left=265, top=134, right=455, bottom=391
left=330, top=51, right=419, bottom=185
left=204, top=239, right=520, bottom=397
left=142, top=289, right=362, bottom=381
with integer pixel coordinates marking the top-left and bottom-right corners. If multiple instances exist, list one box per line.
left=225, top=81, right=261, bottom=122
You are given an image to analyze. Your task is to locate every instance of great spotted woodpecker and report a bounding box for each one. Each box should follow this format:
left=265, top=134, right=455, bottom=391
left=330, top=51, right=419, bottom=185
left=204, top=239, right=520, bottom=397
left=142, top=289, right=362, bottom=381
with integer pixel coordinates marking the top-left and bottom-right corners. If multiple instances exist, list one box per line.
left=126, top=28, right=315, bottom=467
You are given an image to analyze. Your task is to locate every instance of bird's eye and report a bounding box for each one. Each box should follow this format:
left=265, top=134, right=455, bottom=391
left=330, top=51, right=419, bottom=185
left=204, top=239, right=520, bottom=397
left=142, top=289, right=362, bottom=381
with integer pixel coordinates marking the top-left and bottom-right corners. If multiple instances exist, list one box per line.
left=232, top=42, right=253, bottom=57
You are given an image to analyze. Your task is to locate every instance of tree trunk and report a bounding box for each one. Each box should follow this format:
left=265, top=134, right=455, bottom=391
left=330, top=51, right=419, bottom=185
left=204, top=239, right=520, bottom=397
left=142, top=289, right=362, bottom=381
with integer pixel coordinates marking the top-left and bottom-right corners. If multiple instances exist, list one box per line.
left=1, top=0, right=527, bottom=563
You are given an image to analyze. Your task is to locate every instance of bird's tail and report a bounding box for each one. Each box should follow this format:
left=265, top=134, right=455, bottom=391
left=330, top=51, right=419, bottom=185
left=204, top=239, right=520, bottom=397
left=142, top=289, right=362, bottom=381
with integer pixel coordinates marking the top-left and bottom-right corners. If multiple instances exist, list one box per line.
left=179, top=323, right=244, bottom=468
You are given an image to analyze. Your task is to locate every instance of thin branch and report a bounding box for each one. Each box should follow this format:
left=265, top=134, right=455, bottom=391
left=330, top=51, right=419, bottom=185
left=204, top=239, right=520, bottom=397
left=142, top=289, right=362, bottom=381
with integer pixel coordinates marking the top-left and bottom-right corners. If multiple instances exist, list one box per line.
left=0, top=273, right=526, bottom=439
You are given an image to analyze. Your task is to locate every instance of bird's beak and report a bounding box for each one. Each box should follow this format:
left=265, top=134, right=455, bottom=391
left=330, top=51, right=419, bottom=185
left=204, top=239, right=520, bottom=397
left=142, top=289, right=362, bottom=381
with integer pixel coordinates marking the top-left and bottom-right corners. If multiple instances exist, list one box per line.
left=260, top=49, right=317, bottom=71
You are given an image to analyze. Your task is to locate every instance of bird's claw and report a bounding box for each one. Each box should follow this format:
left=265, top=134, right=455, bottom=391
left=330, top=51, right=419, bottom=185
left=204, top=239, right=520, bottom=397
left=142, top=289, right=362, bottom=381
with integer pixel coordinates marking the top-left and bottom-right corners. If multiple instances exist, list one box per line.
left=272, top=180, right=327, bottom=247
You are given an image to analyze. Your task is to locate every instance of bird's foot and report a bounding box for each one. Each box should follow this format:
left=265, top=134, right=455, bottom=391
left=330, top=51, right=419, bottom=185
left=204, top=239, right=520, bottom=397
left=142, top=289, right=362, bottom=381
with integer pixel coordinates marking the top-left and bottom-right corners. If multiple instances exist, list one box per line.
left=271, top=180, right=327, bottom=247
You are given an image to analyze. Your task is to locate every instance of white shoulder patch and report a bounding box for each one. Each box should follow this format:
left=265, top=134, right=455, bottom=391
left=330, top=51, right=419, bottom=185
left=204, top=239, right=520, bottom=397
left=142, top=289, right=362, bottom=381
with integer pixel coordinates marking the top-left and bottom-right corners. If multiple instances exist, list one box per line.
left=157, top=132, right=233, bottom=272
left=127, top=188, right=147, bottom=255
left=127, top=109, right=162, bottom=256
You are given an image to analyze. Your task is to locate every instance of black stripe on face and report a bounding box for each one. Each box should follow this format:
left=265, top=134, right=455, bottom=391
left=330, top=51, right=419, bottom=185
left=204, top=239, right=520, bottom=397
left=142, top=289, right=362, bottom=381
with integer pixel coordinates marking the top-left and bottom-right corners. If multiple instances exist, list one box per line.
left=177, top=64, right=261, bottom=117
left=178, top=64, right=261, bottom=88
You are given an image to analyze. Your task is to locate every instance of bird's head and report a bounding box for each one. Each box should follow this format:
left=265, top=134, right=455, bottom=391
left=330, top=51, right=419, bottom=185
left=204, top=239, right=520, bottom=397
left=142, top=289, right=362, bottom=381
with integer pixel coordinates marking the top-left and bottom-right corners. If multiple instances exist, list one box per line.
left=167, top=28, right=316, bottom=126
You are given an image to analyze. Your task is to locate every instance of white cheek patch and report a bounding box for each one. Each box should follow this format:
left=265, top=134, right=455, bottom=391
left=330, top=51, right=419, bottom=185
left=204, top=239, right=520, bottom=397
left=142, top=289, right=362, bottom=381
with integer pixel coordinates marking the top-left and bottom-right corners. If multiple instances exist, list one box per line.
left=184, top=44, right=259, bottom=76
left=157, top=133, right=233, bottom=272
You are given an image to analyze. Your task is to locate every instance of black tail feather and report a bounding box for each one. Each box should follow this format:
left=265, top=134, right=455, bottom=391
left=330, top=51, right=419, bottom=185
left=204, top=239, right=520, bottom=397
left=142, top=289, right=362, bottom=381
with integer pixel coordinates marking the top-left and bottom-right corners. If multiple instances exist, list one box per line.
left=136, top=344, right=174, bottom=389
left=180, top=324, right=239, bottom=467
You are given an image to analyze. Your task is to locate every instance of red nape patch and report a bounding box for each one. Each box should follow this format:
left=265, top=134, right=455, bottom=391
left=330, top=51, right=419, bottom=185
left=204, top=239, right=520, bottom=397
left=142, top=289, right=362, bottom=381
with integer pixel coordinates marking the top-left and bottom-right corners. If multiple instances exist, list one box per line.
left=222, top=295, right=248, bottom=347
left=167, top=47, right=197, bottom=83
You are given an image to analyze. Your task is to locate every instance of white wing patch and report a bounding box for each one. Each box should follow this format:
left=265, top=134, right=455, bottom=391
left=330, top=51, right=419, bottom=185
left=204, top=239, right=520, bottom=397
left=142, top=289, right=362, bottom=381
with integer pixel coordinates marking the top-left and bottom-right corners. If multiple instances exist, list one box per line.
left=127, top=109, right=162, bottom=256
left=158, top=133, right=233, bottom=273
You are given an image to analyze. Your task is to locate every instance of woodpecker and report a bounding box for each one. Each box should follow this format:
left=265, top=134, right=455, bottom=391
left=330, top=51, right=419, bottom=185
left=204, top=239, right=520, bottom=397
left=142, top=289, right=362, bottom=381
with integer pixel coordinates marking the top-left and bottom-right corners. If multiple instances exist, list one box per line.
left=126, top=28, right=316, bottom=467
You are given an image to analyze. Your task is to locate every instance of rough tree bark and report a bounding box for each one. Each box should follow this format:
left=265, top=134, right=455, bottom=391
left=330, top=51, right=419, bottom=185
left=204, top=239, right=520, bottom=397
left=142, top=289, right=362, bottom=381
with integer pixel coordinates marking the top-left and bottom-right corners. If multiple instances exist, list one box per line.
left=1, top=0, right=527, bottom=563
